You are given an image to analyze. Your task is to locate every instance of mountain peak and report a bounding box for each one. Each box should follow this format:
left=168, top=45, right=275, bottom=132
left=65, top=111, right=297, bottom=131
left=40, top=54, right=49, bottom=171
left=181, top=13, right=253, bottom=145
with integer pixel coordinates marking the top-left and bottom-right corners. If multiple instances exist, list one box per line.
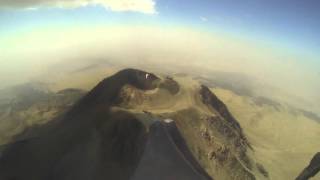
left=74, top=68, right=160, bottom=109
left=0, top=69, right=266, bottom=180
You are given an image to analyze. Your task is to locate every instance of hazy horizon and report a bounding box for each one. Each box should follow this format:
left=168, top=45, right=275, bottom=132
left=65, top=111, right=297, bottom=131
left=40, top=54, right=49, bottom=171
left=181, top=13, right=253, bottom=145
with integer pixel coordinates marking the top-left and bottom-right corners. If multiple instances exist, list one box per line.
left=1, top=24, right=319, bottom=115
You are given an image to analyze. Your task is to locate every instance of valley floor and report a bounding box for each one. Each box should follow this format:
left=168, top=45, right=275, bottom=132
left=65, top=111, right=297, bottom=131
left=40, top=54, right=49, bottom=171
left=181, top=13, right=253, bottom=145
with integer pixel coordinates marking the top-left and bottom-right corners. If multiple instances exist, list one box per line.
left=212, top=87, right=320, bottom=180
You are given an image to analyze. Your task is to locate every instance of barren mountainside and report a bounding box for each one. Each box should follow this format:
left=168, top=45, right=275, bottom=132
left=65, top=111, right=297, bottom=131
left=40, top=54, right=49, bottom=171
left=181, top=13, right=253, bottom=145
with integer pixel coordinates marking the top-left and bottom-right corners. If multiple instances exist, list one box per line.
left=0, top=69, right=268, bottom=180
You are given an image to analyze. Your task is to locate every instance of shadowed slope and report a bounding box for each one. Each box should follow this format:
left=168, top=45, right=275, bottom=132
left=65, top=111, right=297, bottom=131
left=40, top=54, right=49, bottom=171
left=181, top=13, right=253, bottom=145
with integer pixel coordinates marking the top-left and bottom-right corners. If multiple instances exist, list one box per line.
left=0, top=69, right=157, bottom=180
left=131, top=120, right=212, bottom=180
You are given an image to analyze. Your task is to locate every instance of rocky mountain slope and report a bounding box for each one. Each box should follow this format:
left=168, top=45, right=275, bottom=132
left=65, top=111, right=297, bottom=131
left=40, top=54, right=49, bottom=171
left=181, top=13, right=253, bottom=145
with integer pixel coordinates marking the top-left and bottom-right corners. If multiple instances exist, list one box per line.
left=0, top=84, right=86, bottom=145
left=0, top=69, right=267, bottom=180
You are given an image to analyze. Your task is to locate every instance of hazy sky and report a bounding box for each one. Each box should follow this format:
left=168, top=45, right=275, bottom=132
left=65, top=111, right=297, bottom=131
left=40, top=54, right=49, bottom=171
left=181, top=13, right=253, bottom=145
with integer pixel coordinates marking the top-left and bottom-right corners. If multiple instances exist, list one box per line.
left=1, top=0, right=320, bottom=50
left=0, top=0, right=319, bottom=111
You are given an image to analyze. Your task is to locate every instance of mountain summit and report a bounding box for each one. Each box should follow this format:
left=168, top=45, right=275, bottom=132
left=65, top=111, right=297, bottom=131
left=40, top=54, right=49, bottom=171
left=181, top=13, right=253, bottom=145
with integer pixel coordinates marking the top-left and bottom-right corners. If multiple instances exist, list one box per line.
left=0, top=69, right=267, bottom=180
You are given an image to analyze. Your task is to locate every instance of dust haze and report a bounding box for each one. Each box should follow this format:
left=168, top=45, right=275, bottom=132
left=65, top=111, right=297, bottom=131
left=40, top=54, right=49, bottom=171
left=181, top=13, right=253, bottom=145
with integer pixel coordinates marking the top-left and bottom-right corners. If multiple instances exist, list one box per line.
left=1, top=25, right=318, bottom=114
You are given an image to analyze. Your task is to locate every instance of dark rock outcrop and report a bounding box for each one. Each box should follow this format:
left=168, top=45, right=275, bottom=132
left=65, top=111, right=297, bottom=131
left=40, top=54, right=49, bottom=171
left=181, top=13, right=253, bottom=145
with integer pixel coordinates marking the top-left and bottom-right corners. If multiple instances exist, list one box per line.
left=296, top=152, right=320, bottom=180
left=199, top=85, right=251, bottom=149
left=159, top=76, right=180, bottom=95
left=199, top=85, right=241, bottom=131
